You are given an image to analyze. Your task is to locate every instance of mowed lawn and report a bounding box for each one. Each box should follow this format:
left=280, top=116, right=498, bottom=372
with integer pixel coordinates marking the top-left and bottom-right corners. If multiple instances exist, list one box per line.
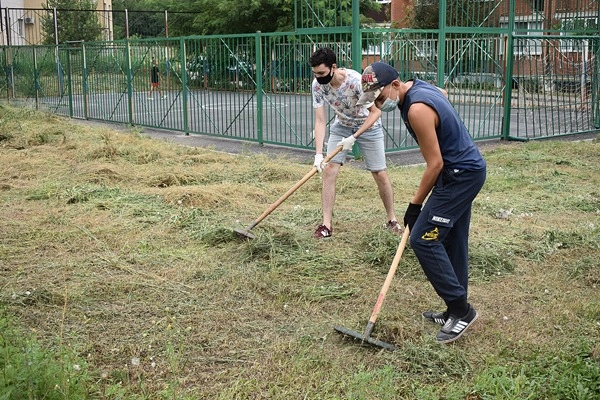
left=0, top=104, right=599, bottom=399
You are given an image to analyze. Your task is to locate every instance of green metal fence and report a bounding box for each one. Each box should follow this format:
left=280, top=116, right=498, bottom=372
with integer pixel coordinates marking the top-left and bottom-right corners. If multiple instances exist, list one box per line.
left=1, top=0, right=599, bottom=152
left=508, top=35, right=600, bottom=139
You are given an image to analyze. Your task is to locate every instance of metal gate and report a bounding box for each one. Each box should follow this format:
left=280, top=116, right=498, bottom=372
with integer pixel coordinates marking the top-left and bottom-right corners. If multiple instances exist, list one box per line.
left=58, top=45, right=87, bottom=119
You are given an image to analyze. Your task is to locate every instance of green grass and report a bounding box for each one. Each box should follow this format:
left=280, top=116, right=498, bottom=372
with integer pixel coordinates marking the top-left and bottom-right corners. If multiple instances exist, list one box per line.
left=0, top=307, right=93, bottom=399
left=0, top=103, right=599, bottom=399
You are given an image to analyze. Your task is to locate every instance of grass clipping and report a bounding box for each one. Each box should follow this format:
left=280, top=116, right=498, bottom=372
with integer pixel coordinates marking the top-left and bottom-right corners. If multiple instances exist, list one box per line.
left=0, top=104, right=599, bottom=399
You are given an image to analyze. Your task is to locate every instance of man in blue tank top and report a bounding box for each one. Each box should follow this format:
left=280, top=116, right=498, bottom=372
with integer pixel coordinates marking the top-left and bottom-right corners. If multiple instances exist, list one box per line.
left=358, top=62, right=487, bottom=344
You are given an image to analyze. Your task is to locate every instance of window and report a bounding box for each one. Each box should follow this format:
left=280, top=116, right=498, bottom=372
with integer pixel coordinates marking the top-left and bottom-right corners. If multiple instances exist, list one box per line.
left=413, top=39, right=436, bottom=59
left=560, top=17, right=598, bottom=53
left=16, top=18, right=24, bottom=37
left=362, top=41, right=392, bottom=57
left=500, top=21, right=542, bottom=56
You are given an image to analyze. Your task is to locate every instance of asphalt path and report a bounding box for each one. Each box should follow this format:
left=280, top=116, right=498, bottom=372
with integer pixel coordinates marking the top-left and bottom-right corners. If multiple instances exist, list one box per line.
left=85, top=117, right=508, bottom=169
left=45, top=88, right=598, bottom=168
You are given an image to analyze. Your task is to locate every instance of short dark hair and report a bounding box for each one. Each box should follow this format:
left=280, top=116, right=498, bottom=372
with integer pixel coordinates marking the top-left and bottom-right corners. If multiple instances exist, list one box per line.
left=309, top=47, right=336, bottom=68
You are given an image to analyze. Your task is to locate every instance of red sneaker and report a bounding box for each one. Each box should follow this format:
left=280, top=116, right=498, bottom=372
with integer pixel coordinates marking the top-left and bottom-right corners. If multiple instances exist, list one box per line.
left=313, top=224, right=332, bottom=239
left=386, top=220, right=404, bottom=235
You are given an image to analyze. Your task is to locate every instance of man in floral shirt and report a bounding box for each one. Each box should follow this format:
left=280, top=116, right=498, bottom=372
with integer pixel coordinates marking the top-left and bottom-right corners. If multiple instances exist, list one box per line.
left=309, top=47, right=401, bottom=239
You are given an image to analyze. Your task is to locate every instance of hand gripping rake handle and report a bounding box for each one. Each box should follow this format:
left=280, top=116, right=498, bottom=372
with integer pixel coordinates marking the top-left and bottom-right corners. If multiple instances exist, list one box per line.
left=235, top=145, right=343, bottom=238
left=363, top=226, right=410, bottom=338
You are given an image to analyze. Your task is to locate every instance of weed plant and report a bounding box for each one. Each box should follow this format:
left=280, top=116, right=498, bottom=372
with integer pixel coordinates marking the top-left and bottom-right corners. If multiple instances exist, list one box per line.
left=0, top=104, right=599, bottom=399
left=0, top=307, right=92, bottom=399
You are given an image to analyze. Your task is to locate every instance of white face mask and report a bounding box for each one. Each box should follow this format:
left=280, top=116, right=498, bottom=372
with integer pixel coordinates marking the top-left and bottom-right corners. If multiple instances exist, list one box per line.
left=379, top=85, right=399, bottom=112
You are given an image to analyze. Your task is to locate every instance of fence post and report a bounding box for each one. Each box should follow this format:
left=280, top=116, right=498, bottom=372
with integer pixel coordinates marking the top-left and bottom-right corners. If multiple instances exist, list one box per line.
left=3, top=47, right=8, bottom=102
left=66, top=46, right=73, bottom=118
left=3, top=7, right=10, bottom=46
left=53, top=8, right=63, bottom=98
left=501, top=0, right=516, bottom=140
left=180, top=37, right=189, bottom=135
left=293, top=0, right=298, bottom=31
left=125, top=39, right=134, bottom=125
left=82, top=42, right=88, bottom=119
left=351, top=0, right=362, bottom=159
left=594, top=38, right=600, bottom=128
left=255, top=31, right=263, bottom=144
left=351, top=0, right=361, bottom=72
left=125, top=9, right=129, bottom=39
left=164, top=10, right=168, bottom=38
left=4, top=8, right=13, bottom=100
left=595, top=2, right=600, bottom=128
left=53, top=8, right=58, bottom=44
left=2, top=47, right=7, bottom=102
left=437, top=0, right=447, bottom=87
left=33, top=47, right=39, bottom=109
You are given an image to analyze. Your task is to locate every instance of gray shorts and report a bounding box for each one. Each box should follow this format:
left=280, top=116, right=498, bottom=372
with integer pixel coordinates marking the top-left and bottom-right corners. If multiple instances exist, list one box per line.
left=326, top=122, right=387, bottom=172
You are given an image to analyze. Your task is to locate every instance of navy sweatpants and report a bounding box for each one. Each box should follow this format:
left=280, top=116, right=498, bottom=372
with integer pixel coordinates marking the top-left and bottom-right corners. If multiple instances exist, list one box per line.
left=409, top=167, right=486, bottom=305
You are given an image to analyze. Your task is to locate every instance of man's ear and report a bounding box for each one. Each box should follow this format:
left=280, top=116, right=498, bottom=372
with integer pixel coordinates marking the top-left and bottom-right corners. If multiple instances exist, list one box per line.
left=331, top=63, right=337, bottom=70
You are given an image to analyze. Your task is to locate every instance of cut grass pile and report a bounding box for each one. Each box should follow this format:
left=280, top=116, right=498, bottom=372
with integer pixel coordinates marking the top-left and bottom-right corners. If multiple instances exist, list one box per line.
left=0, top=104, right=599, bottom=399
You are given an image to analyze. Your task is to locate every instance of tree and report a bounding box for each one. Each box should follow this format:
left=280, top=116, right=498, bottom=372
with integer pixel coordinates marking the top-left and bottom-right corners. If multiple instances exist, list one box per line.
left=112, top=0, right=168, bottom=39
left=167, top=0, right=294, bottom=35
left=407, top=0, right=438, bottom=29
left=295, top=0, right=380, bottom=29
left=165, top=0, right=380, bottom=35
left=54, top=0, right=383, bottom=40
left=42, top=0, right=104, bottom=44
left=406, top=0, right=498, bottom=29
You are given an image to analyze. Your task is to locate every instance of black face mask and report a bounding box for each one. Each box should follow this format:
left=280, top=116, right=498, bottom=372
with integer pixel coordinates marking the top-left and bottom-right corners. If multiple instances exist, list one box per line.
left=316, top=69, right=334, bottom=85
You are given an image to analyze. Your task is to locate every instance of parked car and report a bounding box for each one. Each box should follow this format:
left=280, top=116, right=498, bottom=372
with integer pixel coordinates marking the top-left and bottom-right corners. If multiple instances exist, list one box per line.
left=452, top=72, right=503, bottom=89
left=413, top=71, right=451, bottom=85
left=186, top=55, right=211, bottom=81
left=227, top=60, right=254, bottom=78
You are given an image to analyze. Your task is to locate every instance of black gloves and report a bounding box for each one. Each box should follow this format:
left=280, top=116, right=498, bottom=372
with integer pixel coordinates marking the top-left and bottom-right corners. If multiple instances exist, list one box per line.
left=403, top=203, right=422, bottom=231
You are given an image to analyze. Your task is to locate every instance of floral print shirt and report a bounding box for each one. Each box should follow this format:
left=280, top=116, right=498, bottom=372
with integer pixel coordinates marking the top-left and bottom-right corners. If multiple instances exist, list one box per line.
left=312, top=68, right=381, bottom=129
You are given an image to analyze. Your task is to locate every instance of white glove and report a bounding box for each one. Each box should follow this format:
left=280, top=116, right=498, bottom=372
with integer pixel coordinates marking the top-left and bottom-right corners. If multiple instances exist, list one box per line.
left=339, top=135, right=356, bottom=151
left=313, top=153, right=326, bottom=173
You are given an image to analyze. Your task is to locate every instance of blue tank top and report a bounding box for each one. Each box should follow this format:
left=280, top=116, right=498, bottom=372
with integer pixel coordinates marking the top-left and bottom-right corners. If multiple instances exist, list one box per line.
left=400, top=79, right=486, bottom=171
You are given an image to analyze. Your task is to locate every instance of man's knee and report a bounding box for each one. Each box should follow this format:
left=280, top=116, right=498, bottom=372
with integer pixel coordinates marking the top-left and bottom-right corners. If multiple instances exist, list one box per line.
left=323, top=162, right=341, bottom=179
left=370, top=169, right=389, bottom=182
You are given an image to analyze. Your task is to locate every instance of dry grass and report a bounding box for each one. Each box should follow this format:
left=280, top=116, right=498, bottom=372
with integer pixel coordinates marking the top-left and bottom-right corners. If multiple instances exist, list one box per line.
left=0, top=104, right=599, bottom=399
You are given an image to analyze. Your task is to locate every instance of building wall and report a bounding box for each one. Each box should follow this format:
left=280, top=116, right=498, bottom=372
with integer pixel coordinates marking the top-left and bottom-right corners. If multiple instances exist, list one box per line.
left=21, top=0, right=111, bottom=12
left=4, top=0, right=25, bottom=7
left=2, top=0, right=113, bottom=45
left=387, top=0, right=596, bottom=83
left=2, top=1, right=26, bottom=45
left=390, top=0, right=411, bottom=28
left=23, top=0, right=39, bottom=8
left=391, top=0, right=595, bottom=27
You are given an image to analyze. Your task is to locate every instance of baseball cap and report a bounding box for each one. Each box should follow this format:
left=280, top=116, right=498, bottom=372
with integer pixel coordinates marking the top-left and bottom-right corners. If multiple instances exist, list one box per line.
left=357, top=62, right=399, bottom=106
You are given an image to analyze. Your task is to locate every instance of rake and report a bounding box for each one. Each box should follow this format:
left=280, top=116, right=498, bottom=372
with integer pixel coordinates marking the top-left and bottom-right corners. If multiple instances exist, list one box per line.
left=334, top=227, right=410, bottom=351
left=235, top=145, right=343, bottom=239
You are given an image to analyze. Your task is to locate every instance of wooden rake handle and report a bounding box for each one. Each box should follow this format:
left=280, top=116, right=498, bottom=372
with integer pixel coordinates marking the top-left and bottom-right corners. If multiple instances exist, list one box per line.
left=363, top=226, right=410, bottom=338
left=244, top=145, right=343, bottom=231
